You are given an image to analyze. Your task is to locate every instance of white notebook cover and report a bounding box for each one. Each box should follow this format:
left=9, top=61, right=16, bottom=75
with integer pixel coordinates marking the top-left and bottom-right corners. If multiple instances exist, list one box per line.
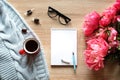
left=51, top=28, right=77, bottom=66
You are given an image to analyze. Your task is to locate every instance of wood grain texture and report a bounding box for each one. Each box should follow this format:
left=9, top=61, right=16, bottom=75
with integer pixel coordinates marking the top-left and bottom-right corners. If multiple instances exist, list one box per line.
left=7, top=0, right=119, bottom=80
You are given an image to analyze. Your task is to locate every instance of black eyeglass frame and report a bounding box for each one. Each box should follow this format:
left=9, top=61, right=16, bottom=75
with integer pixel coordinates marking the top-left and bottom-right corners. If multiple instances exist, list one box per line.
left=48, top=6, right=71, bottom=25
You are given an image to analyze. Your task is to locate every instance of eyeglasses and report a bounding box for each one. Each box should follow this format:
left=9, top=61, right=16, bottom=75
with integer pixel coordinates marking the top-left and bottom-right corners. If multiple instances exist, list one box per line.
left=47, top=6, right=71, bottom=25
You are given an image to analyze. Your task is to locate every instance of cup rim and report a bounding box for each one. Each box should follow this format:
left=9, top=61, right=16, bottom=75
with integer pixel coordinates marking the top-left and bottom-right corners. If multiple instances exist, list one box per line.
left=23, top=38, right=40, bottom=54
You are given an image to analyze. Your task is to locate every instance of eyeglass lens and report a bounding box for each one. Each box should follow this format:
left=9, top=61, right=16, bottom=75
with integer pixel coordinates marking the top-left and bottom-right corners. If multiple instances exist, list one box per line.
left=48, top=8, right=57, bottom=18
left=59, top=16, right=71, bottom=25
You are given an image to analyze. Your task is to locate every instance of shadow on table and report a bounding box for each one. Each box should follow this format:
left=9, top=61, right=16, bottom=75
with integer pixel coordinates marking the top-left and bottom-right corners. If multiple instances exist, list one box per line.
left=88, top=62, right=120, bottom=80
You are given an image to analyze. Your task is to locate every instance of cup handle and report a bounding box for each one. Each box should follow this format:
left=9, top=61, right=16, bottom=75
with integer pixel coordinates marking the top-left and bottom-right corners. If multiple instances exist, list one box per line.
left=19, top=49, right=26, bottom=55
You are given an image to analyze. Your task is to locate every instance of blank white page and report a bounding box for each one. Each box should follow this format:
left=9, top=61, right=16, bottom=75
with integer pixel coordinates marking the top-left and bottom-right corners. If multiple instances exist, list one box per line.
left=51, top=28, right=77, bottom=66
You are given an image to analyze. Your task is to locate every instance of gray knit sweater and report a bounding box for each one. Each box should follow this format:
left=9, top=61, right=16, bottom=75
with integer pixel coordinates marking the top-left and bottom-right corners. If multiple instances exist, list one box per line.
left=0, top=0, right=49, bottom=80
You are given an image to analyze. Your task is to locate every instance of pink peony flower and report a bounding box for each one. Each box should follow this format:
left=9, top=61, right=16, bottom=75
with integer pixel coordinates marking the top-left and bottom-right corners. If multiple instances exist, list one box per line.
left=113, top=1, right=120, bottom=11
left=108, top=27, right=117, bottom=42
left=109, top=41, right=119, bottom=48
left=87, top=38, right=109, bottom=57
left=107, top=27, right=118, bottom=48
left=83, top=11, right=100, bottom=36
left=102, top=7, right=117, bottom=19
left=112, top=15, right=120, bottom=23
left=83, top=1, right=120, bottom=71
left=96, top=28, right=108, bottom=40
left=116, top=0, right=120, bottom=2
left=84, top=38, right=109, bottom=71
left=99, top=16, right=111, bottom=27
left=99, top=7, right=117, bottom=27
left=85, top=50, right=104, bottom=71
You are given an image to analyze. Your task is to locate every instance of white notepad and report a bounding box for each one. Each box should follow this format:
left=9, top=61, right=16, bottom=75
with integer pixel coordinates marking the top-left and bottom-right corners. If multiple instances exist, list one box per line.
left=51, top=28, right=77, bottom=66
